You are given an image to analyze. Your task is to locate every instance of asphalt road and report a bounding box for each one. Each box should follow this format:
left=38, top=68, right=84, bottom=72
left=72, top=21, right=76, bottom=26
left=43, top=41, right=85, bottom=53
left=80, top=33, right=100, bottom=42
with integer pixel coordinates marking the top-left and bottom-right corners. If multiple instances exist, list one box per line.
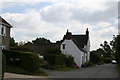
left=4, top=64, right=119, bottom=80
left=44, top=64, right=119, bottom=78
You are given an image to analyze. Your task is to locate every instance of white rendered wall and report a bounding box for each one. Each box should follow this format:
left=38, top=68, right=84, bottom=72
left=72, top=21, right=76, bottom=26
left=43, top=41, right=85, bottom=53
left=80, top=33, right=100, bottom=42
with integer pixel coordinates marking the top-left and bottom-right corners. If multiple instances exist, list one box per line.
left=61, top=40, right=84, bottom=67
left=84, top=39, right=90, bottom=61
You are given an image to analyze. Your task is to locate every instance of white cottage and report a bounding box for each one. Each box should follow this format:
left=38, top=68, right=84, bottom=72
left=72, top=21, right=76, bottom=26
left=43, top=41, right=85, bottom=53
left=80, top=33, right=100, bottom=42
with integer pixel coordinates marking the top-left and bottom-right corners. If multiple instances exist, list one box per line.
left=61, top=28, right=90, bottom=67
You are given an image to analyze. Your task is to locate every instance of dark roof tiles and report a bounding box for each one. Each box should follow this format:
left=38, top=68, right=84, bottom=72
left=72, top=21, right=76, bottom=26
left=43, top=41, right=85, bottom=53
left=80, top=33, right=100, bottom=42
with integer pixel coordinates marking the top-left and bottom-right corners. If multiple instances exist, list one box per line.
left=72, top=35, right=88, bottom=52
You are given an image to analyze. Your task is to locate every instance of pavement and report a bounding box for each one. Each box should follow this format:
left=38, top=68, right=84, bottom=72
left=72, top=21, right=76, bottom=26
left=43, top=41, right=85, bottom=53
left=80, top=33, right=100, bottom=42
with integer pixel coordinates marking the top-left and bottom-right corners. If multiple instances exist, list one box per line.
left=4, top=72, right=46, bottom=78
left=3, top=64, right=119, bottom=79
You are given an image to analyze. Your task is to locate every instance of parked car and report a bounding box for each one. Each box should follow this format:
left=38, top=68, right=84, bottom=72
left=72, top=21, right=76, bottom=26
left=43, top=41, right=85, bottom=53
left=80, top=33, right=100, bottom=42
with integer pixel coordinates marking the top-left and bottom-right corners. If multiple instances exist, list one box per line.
left=111, top=60, right=117, bottom=64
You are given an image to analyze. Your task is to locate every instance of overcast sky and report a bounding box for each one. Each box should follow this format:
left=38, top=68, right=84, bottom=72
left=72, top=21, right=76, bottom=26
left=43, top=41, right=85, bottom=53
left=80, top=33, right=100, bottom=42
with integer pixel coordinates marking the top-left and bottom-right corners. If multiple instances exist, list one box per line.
left=0, top=0, right=119, bottom=50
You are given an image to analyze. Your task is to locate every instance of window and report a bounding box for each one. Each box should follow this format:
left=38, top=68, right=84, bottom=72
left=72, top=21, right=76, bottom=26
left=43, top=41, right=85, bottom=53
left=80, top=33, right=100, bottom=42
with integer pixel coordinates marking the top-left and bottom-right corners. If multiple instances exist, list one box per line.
left=0, top=25, right=6, bottom=36
left=62, top=44, right=66, bottom=49
left=0, top=44, right=5, bottom=49
left=1, top=27, right=4, bottom=35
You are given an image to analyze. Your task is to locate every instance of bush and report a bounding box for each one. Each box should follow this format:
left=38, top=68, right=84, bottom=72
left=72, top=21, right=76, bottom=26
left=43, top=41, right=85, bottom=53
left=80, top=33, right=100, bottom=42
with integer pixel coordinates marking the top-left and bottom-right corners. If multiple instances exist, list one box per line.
left=81, top=62, right=93, bottom=67
left=43, top=53, right=75, bottom=67
left=44, top=47, right=61, bottom=55
left=104, top=58, right=111, bottom=63
left=43, top=54, right=65, bottom=66
left=63, top=54, right=75, bottom=67
left=10, top=46, right=33, bottom=52
left=20, top=52, right=41, bottom=71
left=2, top=50, right=41, bottom=72
left=2, top=53, right=6, bottom=80
left=90, top=51, right=104, bottom=64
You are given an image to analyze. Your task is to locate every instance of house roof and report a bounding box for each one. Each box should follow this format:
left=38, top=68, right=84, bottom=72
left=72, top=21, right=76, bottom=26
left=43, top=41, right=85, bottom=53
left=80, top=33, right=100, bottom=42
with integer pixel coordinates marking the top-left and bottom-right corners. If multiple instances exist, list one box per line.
left=0, top=16, right=13, bottom=28
left=63, top=29, right=89, bottom=52
left=72, top=35, right=88, bottom=52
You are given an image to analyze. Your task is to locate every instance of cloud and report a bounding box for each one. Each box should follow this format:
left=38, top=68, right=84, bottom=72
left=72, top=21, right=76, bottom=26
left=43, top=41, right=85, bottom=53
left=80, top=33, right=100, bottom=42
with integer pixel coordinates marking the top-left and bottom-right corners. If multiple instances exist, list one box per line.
left=40, top=2, right=118, bottom=23
left=1, top=2, right=118, bottom=50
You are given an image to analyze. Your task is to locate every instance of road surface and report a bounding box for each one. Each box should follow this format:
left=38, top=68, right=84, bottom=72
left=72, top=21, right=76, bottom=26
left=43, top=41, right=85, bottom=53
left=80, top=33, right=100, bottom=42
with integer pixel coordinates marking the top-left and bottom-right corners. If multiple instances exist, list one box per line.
left=44, top=64, right=119, bottom=78
left=4, top=64, right=119, bottom=79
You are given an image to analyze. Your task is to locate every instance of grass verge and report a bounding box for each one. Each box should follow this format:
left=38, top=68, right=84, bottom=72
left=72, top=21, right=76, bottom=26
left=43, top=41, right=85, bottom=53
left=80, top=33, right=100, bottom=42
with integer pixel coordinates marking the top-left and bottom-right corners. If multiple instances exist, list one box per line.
left=117, top=64, right=120, bottom=73
left=55, top=67, right=79, bottom=71
left=5, top=65, right=48, bottom=76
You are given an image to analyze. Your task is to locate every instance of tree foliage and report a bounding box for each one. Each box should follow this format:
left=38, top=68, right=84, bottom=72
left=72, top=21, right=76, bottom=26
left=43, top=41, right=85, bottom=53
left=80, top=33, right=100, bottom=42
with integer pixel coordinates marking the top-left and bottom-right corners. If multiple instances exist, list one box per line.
left=32, top=37, right=51, bottom=44
left=110, top=35, right=120, bottom=63
left=9, top=37, right=18, bottom=47
left=90, top=49, right=104, bottom=64
left=100, top=41, right=112, bottom=58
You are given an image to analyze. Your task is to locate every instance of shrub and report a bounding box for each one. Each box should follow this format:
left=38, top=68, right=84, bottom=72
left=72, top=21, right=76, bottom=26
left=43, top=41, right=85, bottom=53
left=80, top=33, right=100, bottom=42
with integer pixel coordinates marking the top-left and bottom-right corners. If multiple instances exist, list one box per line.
left=10, top=46, right=33, bottom=52
left=43, top=54, right=65, bottom=66
left=63, top=54, right=75, bottom=67
left=81, top=62, right=93, bottom=67
left=90, top=51, right=104, bottom=64
left=2, top=53, right=6, bottom=79
left=44, top=47, right=61, bottom=55
left=2, top=50, right=41, bottom=72
left=104, top=58, right=111, bottom=63
left=20, top=52, right=41, bottom=71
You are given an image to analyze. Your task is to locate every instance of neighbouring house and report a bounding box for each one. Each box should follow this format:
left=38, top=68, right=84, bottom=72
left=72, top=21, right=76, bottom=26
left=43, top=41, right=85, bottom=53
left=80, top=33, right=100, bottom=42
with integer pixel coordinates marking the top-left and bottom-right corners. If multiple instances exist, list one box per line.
left=0, top=17, right=12, bottom=50
left=61, top=28, right=90, bottom=67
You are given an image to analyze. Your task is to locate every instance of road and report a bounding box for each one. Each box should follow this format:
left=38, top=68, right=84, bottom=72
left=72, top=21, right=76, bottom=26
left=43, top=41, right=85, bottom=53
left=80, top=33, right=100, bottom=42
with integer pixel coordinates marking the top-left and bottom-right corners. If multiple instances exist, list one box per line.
left=4, top=64, right=119, bottom=79
left=44, top=64, right=119, bottom=78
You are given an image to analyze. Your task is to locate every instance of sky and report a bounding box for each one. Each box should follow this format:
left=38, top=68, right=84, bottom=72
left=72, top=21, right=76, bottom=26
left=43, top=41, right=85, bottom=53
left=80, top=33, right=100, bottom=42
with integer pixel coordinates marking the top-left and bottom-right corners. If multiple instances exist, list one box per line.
left=0, top=0, right=119, bottom=50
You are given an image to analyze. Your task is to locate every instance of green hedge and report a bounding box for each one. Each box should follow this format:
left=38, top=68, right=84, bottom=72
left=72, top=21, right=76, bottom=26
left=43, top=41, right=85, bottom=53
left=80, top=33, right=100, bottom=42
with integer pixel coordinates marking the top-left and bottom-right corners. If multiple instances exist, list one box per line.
left=2, top=50, right=41, bottom=72
left=43, top=54, right=65, bottom=66
left=104, top=58, right=111, bottom=63
left=43, top=53, right=74, bottom=67
left=64, top=54, right=74, bottom=67
left=2, top=53, right=6, bottom=80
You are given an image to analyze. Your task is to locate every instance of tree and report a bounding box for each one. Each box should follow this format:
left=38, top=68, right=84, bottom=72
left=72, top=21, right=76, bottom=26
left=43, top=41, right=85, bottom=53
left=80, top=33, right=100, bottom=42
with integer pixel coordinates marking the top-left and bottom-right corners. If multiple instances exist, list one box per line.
left=9, top=37, right=18, bottom=47
left=32, top=37, right=51, bottom=44
left=100, top=41, right=112, bottom=58
left=90, top=50, right=104, bottom=64
left=110, top=34, right=120, bottom=63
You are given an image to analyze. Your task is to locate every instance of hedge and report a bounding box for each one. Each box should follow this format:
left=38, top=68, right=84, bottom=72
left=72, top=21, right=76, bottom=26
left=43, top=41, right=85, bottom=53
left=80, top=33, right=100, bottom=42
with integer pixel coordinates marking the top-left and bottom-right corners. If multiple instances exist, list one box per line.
left=104, top=58, right=111, bottom=63
left=2, top=53, right=6, bottom=80
left=2, top=50, right=41, bottom=72
left=43, top=54, right=65, bottom=66
left=43, top=53, right=75, bottom=67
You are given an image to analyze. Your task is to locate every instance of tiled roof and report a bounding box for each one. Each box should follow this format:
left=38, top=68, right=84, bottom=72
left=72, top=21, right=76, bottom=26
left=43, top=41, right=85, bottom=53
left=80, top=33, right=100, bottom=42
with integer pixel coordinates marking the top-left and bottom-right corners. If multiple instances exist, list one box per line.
left=0, top=16, right=12, bottom=28
left=72, top=35, right=88, bottom=52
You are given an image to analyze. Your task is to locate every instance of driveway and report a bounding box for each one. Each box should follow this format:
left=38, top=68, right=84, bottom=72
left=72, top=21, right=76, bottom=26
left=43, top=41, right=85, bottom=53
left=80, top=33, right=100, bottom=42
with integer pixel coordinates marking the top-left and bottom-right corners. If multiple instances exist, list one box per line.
left=43, top=64, right=119, bottom=78
left=4, top=64, right=119, bottom=79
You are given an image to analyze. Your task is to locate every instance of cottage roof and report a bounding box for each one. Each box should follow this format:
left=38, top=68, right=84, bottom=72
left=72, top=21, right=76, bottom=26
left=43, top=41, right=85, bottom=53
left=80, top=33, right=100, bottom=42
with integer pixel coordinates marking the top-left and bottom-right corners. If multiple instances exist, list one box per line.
left=0, top=16, right=13, bottom=28
left=72, top=35, right=88, bottom=52
left=63, top=29, right=89, bottom=52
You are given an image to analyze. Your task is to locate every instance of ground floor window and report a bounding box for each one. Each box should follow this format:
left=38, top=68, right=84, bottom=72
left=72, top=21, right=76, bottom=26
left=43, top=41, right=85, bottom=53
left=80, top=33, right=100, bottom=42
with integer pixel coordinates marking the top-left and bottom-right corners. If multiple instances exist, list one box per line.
left=62, top=44, right=66, bottom=49
left=0, top=44, right=6, bottom=49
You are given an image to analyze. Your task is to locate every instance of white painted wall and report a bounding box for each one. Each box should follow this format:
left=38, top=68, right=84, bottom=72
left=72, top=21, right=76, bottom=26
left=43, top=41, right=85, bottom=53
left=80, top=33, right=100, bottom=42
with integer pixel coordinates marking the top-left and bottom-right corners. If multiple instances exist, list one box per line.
left=61, top=40, right=84, bottom=67
left=84, top=39, right=90, bottom=61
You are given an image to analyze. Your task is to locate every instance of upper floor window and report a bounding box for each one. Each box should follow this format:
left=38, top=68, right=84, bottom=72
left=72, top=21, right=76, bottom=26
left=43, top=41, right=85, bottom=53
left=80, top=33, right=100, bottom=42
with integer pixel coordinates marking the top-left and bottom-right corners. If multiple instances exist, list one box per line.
left=1, top=27, right=4, bottom=35
left=0, top=25, right=6, bottom=36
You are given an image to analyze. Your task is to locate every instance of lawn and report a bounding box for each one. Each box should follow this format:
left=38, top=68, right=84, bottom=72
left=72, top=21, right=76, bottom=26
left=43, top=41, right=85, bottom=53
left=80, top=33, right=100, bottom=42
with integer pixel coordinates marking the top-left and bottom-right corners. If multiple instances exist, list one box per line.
left=55, top=66, right=79, bottom=71
left=5, top=65, right=48, bottom=76
left=56, top=67, right=79, bottom=71
left=117, top=64, right=120, bottom=73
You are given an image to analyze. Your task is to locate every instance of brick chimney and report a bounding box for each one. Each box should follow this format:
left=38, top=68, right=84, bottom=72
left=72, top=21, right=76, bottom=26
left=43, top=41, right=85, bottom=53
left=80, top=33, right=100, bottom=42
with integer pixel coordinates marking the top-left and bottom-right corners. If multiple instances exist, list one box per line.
left=65, top=29, right=72, bottom=40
